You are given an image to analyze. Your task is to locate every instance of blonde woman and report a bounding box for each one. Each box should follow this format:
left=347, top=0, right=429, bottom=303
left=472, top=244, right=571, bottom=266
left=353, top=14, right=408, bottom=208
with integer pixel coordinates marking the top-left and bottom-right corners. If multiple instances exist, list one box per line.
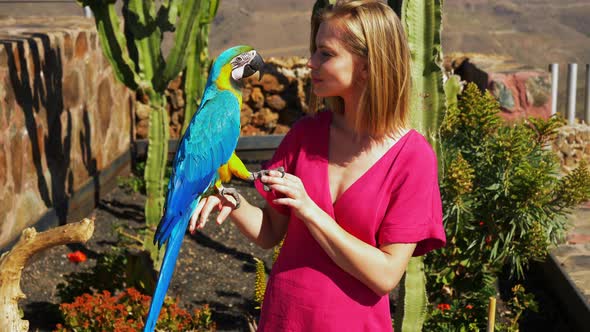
left=190, top=1, right=445, bottom=330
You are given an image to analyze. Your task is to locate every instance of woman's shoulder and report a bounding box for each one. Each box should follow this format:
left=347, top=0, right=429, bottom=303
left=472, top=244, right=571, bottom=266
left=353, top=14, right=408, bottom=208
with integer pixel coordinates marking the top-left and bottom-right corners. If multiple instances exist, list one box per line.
left=398, top=129, right=437, bottom=166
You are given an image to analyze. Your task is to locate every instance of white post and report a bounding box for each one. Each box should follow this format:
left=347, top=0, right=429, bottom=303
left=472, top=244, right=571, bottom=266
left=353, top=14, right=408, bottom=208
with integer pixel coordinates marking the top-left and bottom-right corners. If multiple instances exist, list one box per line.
left=550, top=63, right=559, bottom=116
left=84, top=7, right=93, bottom=18
left=585, top=64, right=590, bottom=124
left=567, top=63, right=578, bottom=125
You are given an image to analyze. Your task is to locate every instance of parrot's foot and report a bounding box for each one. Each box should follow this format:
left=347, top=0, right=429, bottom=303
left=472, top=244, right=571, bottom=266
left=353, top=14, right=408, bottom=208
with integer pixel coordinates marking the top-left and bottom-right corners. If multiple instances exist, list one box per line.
left=220, top=187, right=241, bottom=209
left=250, top=167, right=285, bottom=192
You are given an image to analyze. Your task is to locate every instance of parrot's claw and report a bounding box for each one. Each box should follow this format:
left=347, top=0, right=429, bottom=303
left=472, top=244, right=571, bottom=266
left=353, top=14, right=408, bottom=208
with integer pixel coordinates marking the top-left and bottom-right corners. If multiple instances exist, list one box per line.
left=220, top=187, right=241, bottom=209
left=250, top=167, right=285, bottom=192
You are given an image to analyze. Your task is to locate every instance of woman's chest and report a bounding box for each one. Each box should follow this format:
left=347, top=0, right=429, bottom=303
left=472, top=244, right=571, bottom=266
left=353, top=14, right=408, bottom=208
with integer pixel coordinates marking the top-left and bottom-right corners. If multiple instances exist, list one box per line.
left=294, top=144, right=395, bottom=245
left=327, top=139, right=393, bottom=204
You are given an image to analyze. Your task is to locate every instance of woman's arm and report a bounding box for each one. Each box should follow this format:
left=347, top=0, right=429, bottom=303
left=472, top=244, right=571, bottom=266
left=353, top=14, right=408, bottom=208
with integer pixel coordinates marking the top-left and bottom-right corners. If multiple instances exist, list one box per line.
left=189, top=193, right=289, bottom=250
left=303, top=206, right=415, bottom=295
left=262, top=170, right=416, bottom=296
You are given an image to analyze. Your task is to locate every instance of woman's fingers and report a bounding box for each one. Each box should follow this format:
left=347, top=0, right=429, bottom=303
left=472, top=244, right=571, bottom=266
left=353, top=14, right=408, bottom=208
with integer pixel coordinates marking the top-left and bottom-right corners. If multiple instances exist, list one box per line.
left=273, top=197, right=295, bottom=207
left=217, top=205, right=233, bottom=224
left=189, top=197, right=208, bottom=234
left=189, top=195, right=226, bottom=233
left=261, top=172, right=294, bottom=186
left=269, top=184, right=294, bottom=197
left=199, top=197, right=220, bottom=229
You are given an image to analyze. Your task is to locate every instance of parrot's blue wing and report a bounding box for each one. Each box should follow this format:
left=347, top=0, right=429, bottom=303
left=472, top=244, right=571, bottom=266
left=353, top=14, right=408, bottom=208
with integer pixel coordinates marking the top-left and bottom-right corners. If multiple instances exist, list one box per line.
left=143, top=89, right=241, bottom=332
left=154, top=89, right=241, bottom=246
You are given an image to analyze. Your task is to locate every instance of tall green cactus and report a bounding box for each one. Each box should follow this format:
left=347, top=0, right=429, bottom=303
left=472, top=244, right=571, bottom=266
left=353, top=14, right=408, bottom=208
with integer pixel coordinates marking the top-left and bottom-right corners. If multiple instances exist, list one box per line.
left=78, top=0, right=212, bottom=265
left=400, top=0, right=445, bottom=145
left=394, top=258, right=428, bottom=332
left=182, top=0, right=220, bottom=134
left=389, top=1, right=445, bottom=331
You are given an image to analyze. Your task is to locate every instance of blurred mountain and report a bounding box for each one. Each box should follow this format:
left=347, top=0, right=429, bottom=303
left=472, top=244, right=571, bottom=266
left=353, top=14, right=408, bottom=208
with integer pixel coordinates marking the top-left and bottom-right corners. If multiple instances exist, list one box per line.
left=442, top=0, right=589, bottom=117
left=442, top=0, right=590, bottom=70
left=209, top=0, right=316, bottom=58
left=1, top=0, right=586, bottom=69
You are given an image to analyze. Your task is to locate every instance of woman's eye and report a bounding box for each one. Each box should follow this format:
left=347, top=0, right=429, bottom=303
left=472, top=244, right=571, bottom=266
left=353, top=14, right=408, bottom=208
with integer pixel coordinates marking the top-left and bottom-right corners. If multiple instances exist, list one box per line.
left=321, top=51, right=332, bottom=57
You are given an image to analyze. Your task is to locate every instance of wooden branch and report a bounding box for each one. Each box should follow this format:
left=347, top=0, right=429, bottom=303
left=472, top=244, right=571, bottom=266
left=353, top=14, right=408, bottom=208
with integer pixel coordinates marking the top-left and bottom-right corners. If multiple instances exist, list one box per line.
left=0, top=218, right=95, bottom=332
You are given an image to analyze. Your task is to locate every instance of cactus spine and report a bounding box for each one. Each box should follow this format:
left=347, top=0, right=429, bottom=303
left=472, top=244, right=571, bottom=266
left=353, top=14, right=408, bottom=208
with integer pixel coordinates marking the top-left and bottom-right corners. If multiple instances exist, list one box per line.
left=78, top=0, right=210, bottom=265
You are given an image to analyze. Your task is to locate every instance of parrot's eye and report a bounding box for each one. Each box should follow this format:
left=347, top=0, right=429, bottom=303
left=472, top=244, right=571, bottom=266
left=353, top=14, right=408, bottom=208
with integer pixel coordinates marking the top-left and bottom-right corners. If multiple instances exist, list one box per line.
left=235, top=56, right=243, bottom=63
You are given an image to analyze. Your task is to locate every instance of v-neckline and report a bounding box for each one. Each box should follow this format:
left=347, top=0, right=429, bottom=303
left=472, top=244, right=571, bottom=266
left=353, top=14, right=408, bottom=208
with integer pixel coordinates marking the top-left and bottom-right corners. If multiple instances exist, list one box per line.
left=324, top=113, right=412, bottom=207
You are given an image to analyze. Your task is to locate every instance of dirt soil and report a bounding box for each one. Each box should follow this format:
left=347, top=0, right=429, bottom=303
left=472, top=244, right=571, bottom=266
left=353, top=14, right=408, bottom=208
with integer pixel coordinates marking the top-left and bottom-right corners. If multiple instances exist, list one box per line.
left=18, top=164, right=575, bottom=332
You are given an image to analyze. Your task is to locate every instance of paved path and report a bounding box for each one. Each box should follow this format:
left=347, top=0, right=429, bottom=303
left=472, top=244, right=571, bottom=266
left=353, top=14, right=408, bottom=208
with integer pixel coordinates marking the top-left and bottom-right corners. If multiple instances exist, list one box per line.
left=547, top=202, right=590, bottom=330
left=556, top=203, right=590, bottom=302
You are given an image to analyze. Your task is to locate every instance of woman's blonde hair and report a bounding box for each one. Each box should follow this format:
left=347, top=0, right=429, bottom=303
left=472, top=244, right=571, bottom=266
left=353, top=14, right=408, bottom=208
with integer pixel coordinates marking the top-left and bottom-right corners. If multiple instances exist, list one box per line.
left=309, top=0, right=411, bottom=139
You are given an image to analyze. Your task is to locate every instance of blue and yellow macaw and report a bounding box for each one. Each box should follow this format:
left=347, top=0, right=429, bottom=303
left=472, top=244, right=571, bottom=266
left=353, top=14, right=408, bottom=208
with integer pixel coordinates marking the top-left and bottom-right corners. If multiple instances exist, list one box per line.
left=143, top=45, right=265, bottom=332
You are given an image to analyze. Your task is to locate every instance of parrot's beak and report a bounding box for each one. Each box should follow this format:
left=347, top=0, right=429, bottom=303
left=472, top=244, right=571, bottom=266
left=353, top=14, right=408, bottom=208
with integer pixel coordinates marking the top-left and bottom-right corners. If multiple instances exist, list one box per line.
left=256, top=69, right=264, bottom=82
left=243, top=53, right=265, bottom=81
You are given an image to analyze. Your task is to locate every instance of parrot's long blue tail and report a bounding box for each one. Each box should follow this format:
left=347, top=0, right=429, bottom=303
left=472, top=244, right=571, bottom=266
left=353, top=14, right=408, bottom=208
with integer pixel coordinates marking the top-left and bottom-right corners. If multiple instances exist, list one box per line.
left=143, top=215, right=190, bottom=332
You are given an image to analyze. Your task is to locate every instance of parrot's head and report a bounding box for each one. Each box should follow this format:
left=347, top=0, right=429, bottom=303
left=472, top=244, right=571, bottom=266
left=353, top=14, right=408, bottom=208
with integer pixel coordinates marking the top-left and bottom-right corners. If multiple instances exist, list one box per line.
left=211, top=45, right=265, bottom=91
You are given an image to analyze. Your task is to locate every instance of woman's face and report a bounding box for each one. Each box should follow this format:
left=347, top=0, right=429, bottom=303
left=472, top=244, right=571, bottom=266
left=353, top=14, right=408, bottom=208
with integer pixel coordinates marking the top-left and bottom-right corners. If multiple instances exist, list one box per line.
left=307, top=20, right=367, bottom=100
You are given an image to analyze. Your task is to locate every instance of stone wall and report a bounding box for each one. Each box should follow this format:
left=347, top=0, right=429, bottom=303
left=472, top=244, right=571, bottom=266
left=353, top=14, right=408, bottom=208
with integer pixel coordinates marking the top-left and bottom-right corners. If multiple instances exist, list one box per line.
left=553, top=124, right=590, bottom=173
left=445, top=53, right=552, bottom=121
left=240, top=57, right=311, bottom=136
left=0, top=17, right=133, bottom=248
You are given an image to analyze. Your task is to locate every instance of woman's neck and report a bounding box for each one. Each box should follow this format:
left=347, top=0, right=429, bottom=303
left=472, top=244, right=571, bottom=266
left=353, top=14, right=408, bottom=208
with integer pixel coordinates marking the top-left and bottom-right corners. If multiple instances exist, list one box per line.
left=332, top=112, right=361, bottom=140
left=332, top=109, right=407, bottom=148
left=339, top=91, right=362, bottom=135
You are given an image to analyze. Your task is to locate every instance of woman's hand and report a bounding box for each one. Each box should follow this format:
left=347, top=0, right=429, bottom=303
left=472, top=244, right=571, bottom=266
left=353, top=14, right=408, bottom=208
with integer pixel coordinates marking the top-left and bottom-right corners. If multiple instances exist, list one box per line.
left=189, top=193, right=238, bottom=234
left=261, top=170, right=319, bottom=221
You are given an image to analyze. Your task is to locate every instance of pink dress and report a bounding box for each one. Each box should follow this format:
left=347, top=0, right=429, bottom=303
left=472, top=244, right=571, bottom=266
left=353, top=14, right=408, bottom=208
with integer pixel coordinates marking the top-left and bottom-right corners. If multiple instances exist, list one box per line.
left=254, top=111, right=446, bottom=331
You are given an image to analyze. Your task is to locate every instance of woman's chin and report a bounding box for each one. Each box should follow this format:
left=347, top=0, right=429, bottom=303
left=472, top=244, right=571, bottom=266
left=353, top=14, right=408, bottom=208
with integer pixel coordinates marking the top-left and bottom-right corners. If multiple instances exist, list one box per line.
left=312, top=88, right=330, bottom=98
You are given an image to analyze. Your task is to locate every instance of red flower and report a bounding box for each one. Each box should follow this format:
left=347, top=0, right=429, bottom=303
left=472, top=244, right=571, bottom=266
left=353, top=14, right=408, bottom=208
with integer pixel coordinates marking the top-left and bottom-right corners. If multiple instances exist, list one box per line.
left=466, top=304, right=473, bottom=310
left=485, top=235, right=492, bottom=244
left=437, top=303, right=451, bottom=311
left=479, top=221, right=484, bottom=226
left=67, top=250, right=87, bottom=263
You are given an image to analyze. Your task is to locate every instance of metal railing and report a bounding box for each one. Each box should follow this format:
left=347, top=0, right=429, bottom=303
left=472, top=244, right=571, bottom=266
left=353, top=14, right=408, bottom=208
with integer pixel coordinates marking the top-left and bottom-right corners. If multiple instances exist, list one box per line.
left=550, top=63, right=590, bottom=125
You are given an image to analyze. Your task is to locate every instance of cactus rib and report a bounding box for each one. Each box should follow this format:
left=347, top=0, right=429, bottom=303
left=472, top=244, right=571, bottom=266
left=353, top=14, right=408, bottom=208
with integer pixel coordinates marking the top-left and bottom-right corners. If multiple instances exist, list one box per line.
left=86, top=2, right=141, bottom=89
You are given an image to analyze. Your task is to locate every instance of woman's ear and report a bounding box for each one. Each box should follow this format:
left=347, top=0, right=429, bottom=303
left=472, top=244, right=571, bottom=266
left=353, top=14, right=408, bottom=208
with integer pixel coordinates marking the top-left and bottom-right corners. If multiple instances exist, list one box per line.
left=358, top=59, right=369, bottom=82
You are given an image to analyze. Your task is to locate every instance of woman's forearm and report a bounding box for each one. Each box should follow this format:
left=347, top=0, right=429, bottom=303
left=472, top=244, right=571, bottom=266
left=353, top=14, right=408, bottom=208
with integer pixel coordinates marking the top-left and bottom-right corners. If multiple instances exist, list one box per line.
left=301, top=207, right=415, bottom=296
left=229, top=195, right=284, bottom=249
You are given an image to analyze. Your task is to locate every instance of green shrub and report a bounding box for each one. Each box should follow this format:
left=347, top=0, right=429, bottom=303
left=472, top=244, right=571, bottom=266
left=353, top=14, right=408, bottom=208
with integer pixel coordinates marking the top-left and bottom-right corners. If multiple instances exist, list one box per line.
left=54, top=288, right=215, bottom=332
left=424, top=83, right=590, bottom=330
left=57, top=249, right=128, bottom=303
left=117, top=161, right=174, bottom=195
left=117, top=161, right=146, bottom=194
left=57, top=248, right=159, bottom=303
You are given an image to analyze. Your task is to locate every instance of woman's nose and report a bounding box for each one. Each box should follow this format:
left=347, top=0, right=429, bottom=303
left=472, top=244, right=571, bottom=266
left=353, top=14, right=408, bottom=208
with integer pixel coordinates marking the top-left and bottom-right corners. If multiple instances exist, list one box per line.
left=307, top=54, right=316, bottom=69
